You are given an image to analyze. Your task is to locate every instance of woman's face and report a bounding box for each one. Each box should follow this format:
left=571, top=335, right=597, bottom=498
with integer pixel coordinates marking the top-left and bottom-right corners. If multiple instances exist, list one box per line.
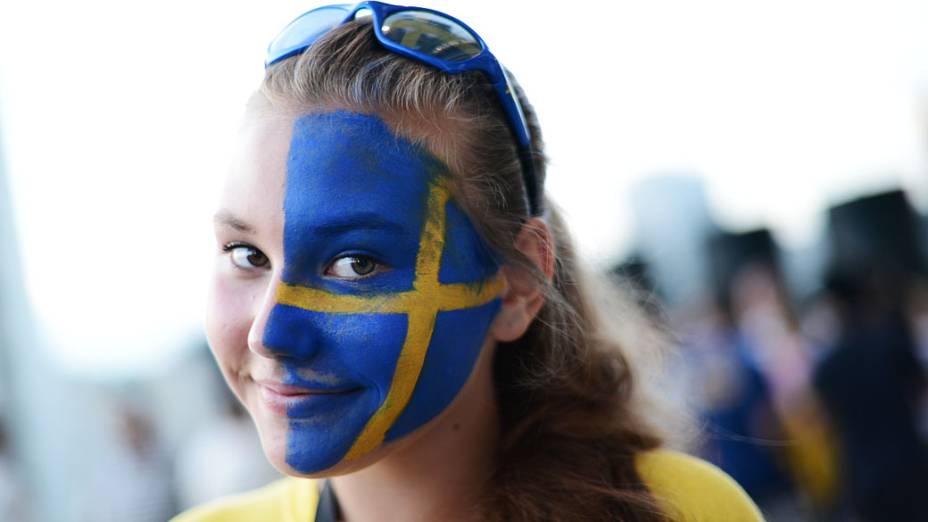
left=206, top=109, right=503, bottom=475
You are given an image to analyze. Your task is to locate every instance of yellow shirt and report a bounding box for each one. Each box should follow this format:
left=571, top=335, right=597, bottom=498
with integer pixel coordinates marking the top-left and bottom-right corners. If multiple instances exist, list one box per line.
left=636, top=450, right=764, bottom=521
left=172, top=450, right=764, bottom=521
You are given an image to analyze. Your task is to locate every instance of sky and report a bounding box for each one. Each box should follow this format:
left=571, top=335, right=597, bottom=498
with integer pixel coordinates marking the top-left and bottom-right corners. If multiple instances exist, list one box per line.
left=0, top=0, right=926, bottom=378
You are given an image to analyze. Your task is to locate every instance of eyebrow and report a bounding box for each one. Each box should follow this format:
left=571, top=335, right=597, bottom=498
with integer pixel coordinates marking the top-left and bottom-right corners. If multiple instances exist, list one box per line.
left=213, top=211, right=409, bottom=237
left=213, top=210, right=255, bottom=234
left=307, top=213, right=408, bottom=237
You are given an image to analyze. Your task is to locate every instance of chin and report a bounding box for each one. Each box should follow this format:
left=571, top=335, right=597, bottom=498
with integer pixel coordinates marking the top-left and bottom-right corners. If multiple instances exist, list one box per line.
left=282, top=448, right=385, bottom=478
left=249, top=410, right=290, bottom=473
left=251, top=410, right=437, bottom=479
left=245, top=405, right=371, bottom=477
left=252, top=432, right=385, bottom=478
left=290, top=404, right=455, bottom=479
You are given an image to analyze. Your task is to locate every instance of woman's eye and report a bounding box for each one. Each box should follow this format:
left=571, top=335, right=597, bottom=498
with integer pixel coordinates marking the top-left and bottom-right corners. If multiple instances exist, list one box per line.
left=224, top=243, right=270, bottom=270
left=326, top=255, right=382, bottom=280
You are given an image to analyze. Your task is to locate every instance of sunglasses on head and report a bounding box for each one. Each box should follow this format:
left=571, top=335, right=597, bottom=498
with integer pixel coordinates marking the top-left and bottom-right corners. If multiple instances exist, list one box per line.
left=266, top=1, right=542, bottom=216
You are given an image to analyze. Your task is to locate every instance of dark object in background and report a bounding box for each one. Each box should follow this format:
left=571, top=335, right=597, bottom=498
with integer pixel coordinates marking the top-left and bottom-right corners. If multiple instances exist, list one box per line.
left=610, top=255, right=656, bottom=295
left=825, top=190, right=925, bottom=314
left=814, top=189, right=928, bottom=522
left=609, top=255, right=664, bottom=319
left=814, top=311, right=928, bottom=522
left=827, top=190, right=924, bottom=279
left=707, top=229, right=784, bottom=326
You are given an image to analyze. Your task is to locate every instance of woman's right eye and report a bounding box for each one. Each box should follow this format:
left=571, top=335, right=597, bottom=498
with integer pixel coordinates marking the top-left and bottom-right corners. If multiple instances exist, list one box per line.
left=223, top=243, right=270, bottom=271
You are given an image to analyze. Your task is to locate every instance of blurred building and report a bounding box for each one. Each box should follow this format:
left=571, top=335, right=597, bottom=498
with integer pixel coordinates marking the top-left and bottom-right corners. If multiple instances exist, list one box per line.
left=630, top=175, right=719, bottom=309
left=0, top=107, right=87, bottom=522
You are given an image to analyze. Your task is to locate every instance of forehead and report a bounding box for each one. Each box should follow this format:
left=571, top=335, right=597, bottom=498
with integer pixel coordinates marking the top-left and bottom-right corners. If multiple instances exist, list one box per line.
left=284, top=111, right=446, bottom=231
left=226, top=110, right=448, bottom=234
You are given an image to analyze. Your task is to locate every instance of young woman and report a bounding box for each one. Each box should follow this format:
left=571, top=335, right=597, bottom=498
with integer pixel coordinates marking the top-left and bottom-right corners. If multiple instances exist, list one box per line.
left=175, top=3, right=764, bottom=521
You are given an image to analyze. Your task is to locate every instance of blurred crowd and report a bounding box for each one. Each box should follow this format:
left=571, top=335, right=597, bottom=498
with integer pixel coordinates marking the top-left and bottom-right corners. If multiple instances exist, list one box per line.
left=0, top=185, right=926, bottom=522
left=614, top=184, right=928, bottom=521
left=0, top=347, right=282, bottom=522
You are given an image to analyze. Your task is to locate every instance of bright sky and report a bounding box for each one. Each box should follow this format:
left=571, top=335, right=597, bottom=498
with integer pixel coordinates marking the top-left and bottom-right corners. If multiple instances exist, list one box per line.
left=0, top=0, right=926, bottom=378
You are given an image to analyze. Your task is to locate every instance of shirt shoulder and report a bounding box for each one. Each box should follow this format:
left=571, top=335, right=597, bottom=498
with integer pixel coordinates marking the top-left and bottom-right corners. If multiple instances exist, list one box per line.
left=170, top=478, right=319, bottom=522
left=635, top=449, right=765, bottom=522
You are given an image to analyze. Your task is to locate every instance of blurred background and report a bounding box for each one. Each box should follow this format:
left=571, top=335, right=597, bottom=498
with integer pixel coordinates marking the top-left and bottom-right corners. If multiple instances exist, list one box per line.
left=0, top=0, right=926, bottom=520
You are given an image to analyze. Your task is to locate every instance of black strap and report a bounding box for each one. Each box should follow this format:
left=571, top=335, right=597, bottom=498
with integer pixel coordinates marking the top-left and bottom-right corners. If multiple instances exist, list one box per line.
left=314, top=480, right=343, bottom=522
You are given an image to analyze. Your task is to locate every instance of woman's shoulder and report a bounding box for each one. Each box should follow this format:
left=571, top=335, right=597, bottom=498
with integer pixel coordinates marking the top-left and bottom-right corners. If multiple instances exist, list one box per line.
left=635, top=449, right=765, bottom=522
left=170, top=477, right=318, bottom=522
left=169, top=451, right=760, bottom=521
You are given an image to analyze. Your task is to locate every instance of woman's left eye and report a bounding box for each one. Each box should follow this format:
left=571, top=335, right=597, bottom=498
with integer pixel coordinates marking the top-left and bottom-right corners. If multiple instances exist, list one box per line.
left=325, top=255, right=383, bottom=280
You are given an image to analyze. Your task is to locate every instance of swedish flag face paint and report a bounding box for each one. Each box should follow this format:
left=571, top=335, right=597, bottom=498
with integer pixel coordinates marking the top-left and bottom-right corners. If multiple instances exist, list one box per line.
left=258, top=111, right=502, bottom=474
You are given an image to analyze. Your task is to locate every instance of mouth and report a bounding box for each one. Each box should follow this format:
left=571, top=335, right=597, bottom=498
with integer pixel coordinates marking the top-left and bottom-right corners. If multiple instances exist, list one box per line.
left=254, top=380, right=361, bottom=416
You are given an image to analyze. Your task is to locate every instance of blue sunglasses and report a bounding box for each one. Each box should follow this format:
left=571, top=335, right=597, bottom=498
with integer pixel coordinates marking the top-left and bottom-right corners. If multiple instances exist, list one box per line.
left=266, top=1, right=541, bottom=216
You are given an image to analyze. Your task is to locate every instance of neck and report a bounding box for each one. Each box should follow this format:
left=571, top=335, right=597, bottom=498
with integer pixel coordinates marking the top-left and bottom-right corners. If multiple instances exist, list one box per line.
left=331, top=344, right=500, bottom=522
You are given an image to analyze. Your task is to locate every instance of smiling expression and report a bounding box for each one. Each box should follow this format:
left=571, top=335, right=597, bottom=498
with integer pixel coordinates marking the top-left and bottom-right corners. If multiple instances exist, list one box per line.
left=207, top=110, right=503, bottom=475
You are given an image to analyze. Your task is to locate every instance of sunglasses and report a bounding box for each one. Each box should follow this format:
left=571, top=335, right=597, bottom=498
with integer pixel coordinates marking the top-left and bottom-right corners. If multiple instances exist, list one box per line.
left=266, top=1, right=541, bottom=216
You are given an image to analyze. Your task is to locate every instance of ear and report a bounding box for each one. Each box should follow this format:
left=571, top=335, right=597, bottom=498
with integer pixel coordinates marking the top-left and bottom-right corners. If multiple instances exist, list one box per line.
left=490, top=218, right=556, bottom=342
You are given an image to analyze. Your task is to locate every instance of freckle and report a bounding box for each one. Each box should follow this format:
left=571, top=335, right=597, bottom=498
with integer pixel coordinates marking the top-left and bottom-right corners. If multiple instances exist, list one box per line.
left=452, top=423, right=460, bottom=431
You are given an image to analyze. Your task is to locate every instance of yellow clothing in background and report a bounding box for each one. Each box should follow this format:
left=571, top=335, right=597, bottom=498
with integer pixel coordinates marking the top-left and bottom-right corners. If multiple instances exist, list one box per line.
left=173, top=449, right=764, bottom=521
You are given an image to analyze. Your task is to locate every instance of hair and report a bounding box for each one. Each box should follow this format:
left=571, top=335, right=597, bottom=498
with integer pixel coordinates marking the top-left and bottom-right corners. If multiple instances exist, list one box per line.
left=260, top=19, right=672, bottom=522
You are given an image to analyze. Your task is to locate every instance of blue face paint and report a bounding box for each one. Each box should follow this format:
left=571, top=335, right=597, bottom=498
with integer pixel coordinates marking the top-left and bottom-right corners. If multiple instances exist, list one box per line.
left=262, top=111, right=501, bottom=473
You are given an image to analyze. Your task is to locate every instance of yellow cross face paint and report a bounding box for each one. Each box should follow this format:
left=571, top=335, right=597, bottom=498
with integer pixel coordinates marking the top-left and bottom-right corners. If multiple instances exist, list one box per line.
left=261, top=111, right=503, bottom=473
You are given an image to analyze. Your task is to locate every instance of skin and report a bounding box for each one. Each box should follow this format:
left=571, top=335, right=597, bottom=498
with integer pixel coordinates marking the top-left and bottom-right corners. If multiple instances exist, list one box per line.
left=206, top=103, right=554, bottom=521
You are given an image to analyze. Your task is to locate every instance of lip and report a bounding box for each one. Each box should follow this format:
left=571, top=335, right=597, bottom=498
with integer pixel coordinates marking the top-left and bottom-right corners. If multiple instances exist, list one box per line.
left=255, top=380, right=360, bottom=416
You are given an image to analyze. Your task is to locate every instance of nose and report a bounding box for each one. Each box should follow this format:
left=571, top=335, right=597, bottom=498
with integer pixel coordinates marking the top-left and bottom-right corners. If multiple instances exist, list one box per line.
left=248, top=276, right=321, bottom=361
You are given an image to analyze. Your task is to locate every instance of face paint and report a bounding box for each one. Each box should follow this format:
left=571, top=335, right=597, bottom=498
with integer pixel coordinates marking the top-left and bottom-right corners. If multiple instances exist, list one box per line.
left=262, top=111, right=502, bottom=473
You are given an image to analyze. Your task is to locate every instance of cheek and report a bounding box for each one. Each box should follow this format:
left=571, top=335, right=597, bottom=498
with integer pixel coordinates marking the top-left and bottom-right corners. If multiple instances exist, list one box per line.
left=384, top=299, right=501, bottom=441
left=205, top=269, right=261, bottom=379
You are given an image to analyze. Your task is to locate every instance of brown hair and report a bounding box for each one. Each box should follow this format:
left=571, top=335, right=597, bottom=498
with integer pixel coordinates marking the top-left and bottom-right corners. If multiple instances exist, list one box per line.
left=261, top=19, right=671, bottom=522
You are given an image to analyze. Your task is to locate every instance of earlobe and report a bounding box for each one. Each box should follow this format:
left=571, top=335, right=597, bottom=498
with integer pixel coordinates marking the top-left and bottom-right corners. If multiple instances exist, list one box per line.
left=490, top=218, right=555, bottom=342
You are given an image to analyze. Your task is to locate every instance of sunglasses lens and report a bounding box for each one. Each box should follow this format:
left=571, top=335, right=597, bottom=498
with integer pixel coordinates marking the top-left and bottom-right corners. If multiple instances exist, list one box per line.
left=268, top=6, right=350, bottom=63
left=381, top=11, right=482, bottom=62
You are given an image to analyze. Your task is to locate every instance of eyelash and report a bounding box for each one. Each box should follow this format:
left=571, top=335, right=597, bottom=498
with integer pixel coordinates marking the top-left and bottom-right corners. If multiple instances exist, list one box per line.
left=324, top=254, right=385, bottom=280
left=222, top=242, right=270, bottom=271
left=221, top=243, right=385, bottom=280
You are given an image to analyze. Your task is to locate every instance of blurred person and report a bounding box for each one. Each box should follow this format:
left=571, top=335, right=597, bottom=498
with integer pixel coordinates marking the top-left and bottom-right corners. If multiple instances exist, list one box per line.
left=812, top=190, right=928, bottom=522
left=688, top=229, right=818, bottom=515
left=721, top=242, right=838, bottom=516
left=173, top=3, right=764, bottom=521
